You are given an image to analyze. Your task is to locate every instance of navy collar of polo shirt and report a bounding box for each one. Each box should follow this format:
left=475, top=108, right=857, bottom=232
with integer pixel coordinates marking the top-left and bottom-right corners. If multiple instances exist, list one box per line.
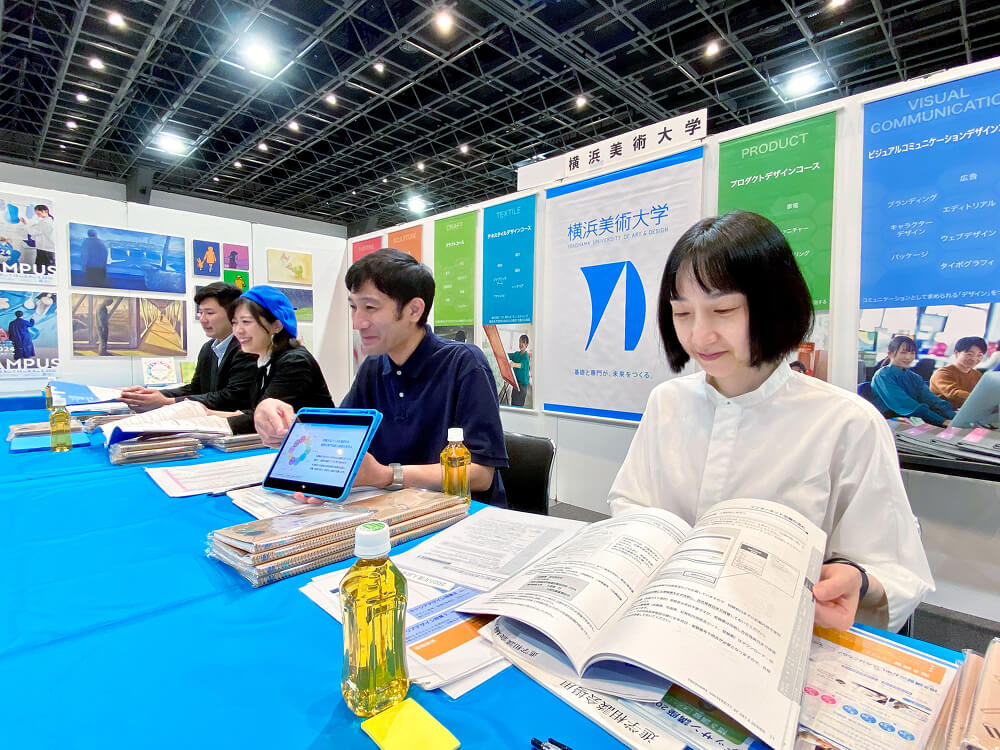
left=380, top=324, right=437, bottom=379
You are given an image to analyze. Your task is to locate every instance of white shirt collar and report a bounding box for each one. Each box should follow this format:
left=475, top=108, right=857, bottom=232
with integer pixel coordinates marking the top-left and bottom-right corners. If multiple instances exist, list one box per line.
left=701, top=361, right=792, bottom=408
left=212, top=333, right=233, bottom=361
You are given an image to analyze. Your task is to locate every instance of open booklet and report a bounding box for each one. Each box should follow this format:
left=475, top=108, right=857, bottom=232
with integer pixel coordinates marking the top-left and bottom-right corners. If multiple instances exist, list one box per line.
left=460, top=498, right=826, bottom=750
left=103, top=400, right=232, bottom=446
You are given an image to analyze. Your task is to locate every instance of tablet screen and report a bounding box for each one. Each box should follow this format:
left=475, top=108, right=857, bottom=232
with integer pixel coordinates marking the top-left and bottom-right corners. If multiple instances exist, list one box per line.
left=264, top=411, right=379, bottom=498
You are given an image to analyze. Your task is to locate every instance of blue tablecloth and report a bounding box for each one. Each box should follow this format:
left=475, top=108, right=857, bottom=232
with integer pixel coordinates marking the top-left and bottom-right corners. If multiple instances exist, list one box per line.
left=0, top=408, right=627, bottom=749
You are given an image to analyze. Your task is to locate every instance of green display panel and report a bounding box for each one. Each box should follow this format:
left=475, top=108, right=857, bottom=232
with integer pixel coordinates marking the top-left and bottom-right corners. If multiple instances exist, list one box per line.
left=433, top=211, right=477, bottom=325
left=718, top=112, right=837, bottom=309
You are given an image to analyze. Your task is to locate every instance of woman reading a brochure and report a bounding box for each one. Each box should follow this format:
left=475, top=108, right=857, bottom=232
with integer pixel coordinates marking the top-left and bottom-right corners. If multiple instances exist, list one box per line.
left=608, top=210, right=933, bottom=633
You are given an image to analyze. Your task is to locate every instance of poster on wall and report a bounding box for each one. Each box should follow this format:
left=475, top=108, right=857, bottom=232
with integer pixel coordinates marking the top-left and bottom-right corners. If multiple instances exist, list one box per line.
left=482, top=323, right=535, bottom=409
left=351, top=237, right=381, bottom=263
left=0, top=289, right=58, bottom=378
left=0, top=193, right=57, bottom=285
left=224, top=269, right=250, bottom=291
left=483, top=195, right=535, bottom=325
left=542, top=148, right=704, bottom=421
left=860, top=68, right=1000, bottom=309
left=266, top=248, right=313, bottom=285
left=192, top=240, right=220, bottom=277
left=274, top=285, right=313, bottom=322
left=387, top=225, right=422, bottom=261
left=433, top=211, right=477, bottom=326
left=69, top=223, right=185, bottom=293
left=223, top=242, right=249, bottom=271
left=717, top=112, right=836, bottom=310
left=72, top=293, right=187, bottom=357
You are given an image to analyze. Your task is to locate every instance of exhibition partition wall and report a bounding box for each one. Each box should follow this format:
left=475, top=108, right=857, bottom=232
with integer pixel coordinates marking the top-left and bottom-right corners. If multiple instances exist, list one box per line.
left=0, top=171, right=345, bottom=392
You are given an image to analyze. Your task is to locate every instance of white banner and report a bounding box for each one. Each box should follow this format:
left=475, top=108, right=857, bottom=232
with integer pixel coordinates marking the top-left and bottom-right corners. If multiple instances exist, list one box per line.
left=541, top=148, right=704, bottom=421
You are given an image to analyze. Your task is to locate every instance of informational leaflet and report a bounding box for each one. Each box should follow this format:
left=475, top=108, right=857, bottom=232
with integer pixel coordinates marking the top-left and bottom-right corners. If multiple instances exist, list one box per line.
left=798, top=626, right=960, bottom=750
left=482, top=194, right=535, bottom=325
left=104, top=400, right=231, bottom=446
left=227, top=484, right=384, bottom=518
left=462, top=500, right=827, bottom=750
left=145, top=452, right=276, bottom=497
left=433, top=211, right=477, bottom=326
left=391, top=506, right=586, bottom=591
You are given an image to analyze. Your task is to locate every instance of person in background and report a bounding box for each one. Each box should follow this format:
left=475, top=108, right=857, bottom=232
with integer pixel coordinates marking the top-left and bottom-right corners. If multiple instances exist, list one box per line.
left=871, top=335, right=954, bottom=426
left=929, top=336, right=986, bottom=409
left=96, top=297, right=113, bottom=355
left=608, top=210, right=932, bottom=632
left=21, top=204, right=55, bottom=268
left=508, top=334, right=531, bottom=407
left=976, top=341, right=1000, bottom=372
left=222, top=286, right=333, bottom=434
left=7, top=310, right=34, bottom=360
left=81, top=228, right=109, bottom=287
left=118, top=282, right=256, bottom=413
left=789, top=360, right=807, bottom=374
left=253, top=249, right=509, bottom=506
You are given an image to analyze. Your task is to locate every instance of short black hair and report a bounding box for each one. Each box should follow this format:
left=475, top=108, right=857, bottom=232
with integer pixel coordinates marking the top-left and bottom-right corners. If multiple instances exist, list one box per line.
left=519, top=334, right=529, bottom=346
left=15, top=310, right=23, bottom=317
left=345, top=248, right=434, bottom=326
left=887, top=335, right=917, bottom=355
left=955, top=336, right=987, bottom=354
left=789, top=360, right=807, bottom=372
left=194, top=282, right=242, bottom=316
left=657, top=210, right=814, bottom=373
left=232, top=297, right=300, bottom=357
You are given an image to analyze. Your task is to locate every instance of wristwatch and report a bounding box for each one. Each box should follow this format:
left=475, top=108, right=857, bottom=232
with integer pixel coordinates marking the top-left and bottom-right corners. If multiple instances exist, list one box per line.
left=825, top=557, right=870, bottom=601
left=387, top=462, right=404, bottom=491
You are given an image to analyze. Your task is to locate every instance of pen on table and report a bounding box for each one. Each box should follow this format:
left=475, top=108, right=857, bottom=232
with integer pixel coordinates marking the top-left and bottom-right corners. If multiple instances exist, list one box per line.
left=530, top=738, right=573, bottom=750
left=207, top=482, right=262, bottom=497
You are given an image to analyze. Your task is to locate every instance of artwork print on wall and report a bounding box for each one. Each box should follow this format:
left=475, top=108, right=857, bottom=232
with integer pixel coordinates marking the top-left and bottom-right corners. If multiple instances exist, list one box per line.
left=224, top=269, right=250, bottom=291
left=266, top=248, right=313, bottom=285
left=193, top=240, right=221, bottom=277
left=69, top=223, right=186, bottom=293
left=0, top=193, right=57, bottom=285
left=0, top=289, right=59, bottom=378
left=72, top=293, right=187, bottom=357
left=223, top=243, right=249, bottom=271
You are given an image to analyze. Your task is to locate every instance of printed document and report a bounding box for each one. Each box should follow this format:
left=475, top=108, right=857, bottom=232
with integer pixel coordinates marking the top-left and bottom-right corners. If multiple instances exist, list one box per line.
left=146, top=453, right=276, bottom=497
left=461, top=498, right=826, bottom=750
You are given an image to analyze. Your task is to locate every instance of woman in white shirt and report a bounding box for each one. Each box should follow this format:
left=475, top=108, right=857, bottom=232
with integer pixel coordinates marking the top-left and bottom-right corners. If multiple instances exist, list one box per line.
left=608, top=210, right=932, bottom=632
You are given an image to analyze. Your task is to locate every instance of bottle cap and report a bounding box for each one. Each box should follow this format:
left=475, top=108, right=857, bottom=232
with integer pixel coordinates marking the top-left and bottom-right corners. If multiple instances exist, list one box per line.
left=447, top=427, right=464, bottom=443
left=354, top=521, right=390, bottom=558
left=52, top=396, right=66, bottom=407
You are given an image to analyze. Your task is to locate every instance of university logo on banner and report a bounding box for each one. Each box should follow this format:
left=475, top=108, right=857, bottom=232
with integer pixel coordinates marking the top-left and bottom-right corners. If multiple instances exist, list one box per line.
left=542, top=148, right=704, bottom=421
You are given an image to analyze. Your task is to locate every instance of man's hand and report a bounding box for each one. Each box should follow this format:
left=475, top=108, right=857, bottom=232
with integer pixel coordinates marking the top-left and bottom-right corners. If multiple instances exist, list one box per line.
left=813, top=563, right=863, bottom=630
left=117, top=386, right=175, bottom=412
left=254, top=398, right=296, bottom=447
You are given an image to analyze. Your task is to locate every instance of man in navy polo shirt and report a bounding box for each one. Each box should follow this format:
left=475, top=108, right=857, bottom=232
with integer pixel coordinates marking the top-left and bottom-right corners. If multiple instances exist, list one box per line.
left=254, top=248, right=509, bottom=507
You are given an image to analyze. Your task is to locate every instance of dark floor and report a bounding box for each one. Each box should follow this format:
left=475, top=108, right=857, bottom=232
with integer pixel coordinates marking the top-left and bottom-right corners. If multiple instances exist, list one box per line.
left=548, top=502, right=1000, bottom=654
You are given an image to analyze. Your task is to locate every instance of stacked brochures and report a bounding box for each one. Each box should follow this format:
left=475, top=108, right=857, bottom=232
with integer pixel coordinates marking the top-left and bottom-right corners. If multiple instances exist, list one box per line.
left=108, top=436, right=202, bottom=465
left=208, top=489, right=468, bottom=587
left=890, top=420, right=1000, bottom=465
left=82, top=413, right=131, bottom=433
left=205, top=433, right=264, bottom=452
left=7, top=419, right=83, bottom=440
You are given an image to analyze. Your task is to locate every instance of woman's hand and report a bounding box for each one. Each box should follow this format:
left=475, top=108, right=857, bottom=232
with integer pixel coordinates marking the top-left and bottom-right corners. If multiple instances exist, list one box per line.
left=812, top=562, right=863, bottom=630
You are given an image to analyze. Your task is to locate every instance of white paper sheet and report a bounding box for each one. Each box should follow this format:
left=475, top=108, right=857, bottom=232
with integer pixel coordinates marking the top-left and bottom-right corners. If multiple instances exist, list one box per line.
left=229, top=485, right=386, bottom=518
left=145, top=453, right=276, bottom=497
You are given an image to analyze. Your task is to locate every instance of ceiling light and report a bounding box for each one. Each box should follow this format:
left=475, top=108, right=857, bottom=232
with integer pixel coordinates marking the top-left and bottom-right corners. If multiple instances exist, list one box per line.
left=66, top=120, right=78, bottom=130
left=288, top=121, right=300, bottom=132
left=325, top=94, right=338, bottom=105
left=257, top=142, right=268, bottom=152
left=107, top=11, right=125, bottom=28
left=829, top=0, right=846, bottom=6
left=706, top=41, right=720, bottom=57
left=434, top=11, right=454, bottom=32
left=76, top=92, right=89, bottom=103
left=576, top=95, right=587, bottom=108
left=459, top=144, right=469, bottom=154
left=408, top=196, right=427, bottom=212
left=352, top=190, right=357, bottom=195
left=374, top=62, right=385, bottom=73
left=212, top=177, right=219, bottom=182
left=244, top=42, right=275, bottom=72
left=234, top=160, right=242, bottom=168
left=157, top=132, right=184, bottom=154
left=59, top=144, right=66, bottom=150
left=382, top=177, right=388, bottom=183
left=417, top=162, right=425, bottom=171
left=785, top=70, right=820, bottom=97
left=89, top=57, right=105, bottom=70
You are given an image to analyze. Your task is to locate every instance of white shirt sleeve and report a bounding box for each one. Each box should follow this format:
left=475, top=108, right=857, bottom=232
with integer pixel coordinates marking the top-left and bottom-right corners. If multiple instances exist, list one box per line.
left=826, top=406, right=934, bottom=631
left=608, top=387, right=671, bottom=517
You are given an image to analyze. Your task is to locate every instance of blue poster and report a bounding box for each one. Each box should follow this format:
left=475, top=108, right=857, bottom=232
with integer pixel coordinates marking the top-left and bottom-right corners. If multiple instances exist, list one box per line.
left=861, top=69, right=1000, bottom=308
left=193, top=240, right=220, bottom=277
left=482, top=195, right=536, bottom=325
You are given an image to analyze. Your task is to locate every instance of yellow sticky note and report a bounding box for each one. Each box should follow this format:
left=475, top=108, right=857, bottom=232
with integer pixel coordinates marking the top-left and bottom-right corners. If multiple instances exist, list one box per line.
left=360, top=698, right=460, bottom=750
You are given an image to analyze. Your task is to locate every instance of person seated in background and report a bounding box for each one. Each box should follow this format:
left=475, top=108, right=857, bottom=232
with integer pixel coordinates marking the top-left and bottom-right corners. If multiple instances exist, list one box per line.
left=929, top=336, right=986, bottom=409
left=608, top=210, right=932, bottom=633
left=224, top=285, right=333, bottom=434
left=254, top=249, right=509, bottom=506
left=871, top=335, right=954, bottom=426
left=119, top=282, right=256, bottom=413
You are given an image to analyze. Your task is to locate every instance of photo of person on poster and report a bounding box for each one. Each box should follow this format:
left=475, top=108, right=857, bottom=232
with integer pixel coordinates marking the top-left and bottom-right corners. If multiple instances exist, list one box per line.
left=508, top=334, right=531, bottom=407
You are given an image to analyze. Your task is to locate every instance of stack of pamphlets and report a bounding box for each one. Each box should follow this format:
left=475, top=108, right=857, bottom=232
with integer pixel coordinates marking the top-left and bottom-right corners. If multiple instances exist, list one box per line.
left=103, top=401, right=231, bottom=446
left=208, top=489, right=468, bottom=587
left=889, top=421, right=1000, bottom=465
left=7, top=419, right=83, bottom=440
left=956, top=637, right=999, bottom=750
left=204, top=433, right=264, bottom=452
left=108, top=436, right=202, bottom=465
left=82, top=413, right=131, bottom=433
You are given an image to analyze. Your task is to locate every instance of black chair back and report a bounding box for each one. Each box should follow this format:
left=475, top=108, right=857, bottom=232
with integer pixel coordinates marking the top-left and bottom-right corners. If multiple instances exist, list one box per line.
left=500, top=432, right=555, bottom=515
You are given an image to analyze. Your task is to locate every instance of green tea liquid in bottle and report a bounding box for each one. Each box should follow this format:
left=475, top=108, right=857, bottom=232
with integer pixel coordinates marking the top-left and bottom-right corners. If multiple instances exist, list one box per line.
left=49, top=398, right=72, bottom=452
left=440, top=427, right=471, bottom=504
left=340, top=521, right=409, bottom=717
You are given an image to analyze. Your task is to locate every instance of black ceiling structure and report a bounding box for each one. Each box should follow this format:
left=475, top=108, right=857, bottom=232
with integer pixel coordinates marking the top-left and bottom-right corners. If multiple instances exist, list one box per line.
left=2, top=1, right=999, bottom=231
